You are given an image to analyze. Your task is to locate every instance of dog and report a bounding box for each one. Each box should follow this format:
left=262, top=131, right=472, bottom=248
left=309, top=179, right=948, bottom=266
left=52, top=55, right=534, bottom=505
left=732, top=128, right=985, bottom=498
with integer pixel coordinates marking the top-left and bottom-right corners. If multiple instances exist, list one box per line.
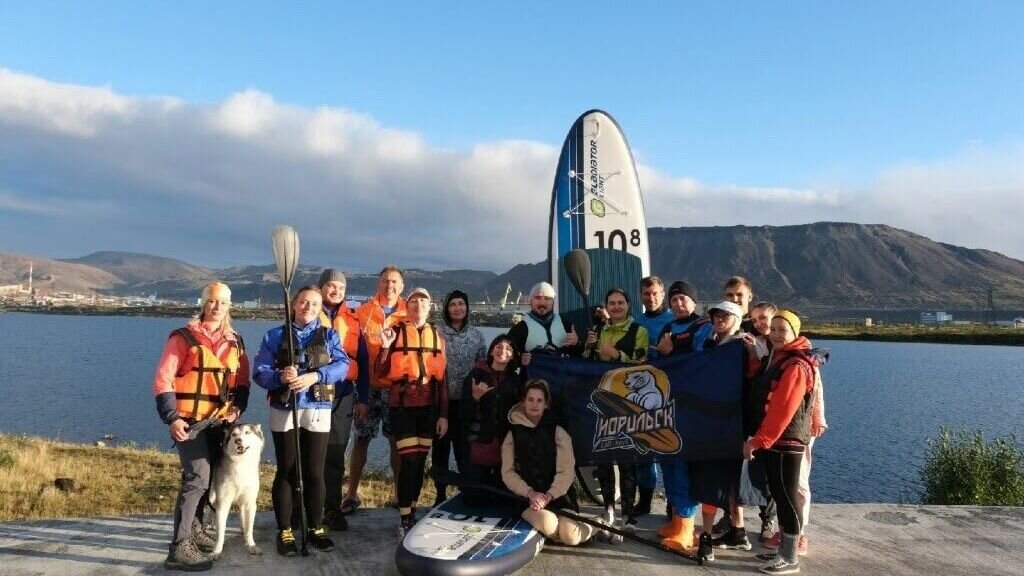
left=624, top=370, right=664, bottom=410
left=209, top=422, right=264, bottom=558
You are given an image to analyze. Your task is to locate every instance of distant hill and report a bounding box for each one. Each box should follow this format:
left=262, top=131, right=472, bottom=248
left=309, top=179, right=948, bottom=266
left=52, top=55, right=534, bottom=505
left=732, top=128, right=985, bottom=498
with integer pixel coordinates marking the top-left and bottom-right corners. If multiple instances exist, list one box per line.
left=5, top=223, right=1024, bottom=311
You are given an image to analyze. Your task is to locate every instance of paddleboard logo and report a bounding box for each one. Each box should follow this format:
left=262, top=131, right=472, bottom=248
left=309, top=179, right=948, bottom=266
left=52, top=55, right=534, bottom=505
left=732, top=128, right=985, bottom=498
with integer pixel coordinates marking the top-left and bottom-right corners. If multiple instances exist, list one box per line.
left=587, top=365, right=681, bottom=455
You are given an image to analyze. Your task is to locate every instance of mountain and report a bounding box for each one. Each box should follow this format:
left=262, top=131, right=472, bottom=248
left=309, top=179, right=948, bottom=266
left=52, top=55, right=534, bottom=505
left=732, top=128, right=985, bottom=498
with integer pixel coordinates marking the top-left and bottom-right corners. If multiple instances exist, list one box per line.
left=62, top=251, right=214, bottom=285
left=4, top=223, right=1024, bottom=311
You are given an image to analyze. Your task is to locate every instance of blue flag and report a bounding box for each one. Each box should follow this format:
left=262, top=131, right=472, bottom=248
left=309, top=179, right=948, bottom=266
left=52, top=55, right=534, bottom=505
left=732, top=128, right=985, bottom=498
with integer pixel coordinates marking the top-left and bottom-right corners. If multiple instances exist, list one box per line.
left=526, top=341, right=745, bottom=465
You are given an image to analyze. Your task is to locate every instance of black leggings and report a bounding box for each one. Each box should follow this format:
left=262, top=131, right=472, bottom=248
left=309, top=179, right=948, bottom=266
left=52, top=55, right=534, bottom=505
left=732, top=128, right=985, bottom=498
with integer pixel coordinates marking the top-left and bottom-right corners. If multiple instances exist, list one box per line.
left=596, top=464, right=637, bottom=518
left=272, top=428, right=329, bottom=530
left=763, top=444, right=806, bottom=536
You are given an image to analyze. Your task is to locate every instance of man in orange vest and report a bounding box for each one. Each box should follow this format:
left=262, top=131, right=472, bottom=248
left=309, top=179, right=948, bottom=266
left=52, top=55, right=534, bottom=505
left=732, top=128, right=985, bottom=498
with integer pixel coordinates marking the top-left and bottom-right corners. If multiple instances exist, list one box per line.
left=317, top=269, right=370, bottom=530
left=342, top=266, right=407, bottom=513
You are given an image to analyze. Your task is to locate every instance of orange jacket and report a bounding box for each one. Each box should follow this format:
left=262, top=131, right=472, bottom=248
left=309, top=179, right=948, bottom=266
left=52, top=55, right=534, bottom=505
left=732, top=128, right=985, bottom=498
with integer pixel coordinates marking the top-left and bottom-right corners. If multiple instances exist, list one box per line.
left=357, top=295, right=408, bottom=389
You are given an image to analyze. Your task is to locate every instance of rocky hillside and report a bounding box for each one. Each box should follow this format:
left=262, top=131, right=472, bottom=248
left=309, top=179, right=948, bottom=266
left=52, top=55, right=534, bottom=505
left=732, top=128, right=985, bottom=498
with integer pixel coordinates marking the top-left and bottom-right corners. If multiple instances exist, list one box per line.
left=4, top=223, right=1024, bottom=310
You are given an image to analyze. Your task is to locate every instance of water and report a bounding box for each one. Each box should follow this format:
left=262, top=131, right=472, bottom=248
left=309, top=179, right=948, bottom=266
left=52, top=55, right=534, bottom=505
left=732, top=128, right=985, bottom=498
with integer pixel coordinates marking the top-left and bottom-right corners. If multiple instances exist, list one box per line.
left=1, top=312, right=1021, bottom=503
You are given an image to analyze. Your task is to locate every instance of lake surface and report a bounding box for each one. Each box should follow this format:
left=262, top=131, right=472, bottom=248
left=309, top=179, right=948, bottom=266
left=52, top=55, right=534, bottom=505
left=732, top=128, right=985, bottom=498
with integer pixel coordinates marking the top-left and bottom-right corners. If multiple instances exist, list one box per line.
left=1, top=312, right=1021, bottom=503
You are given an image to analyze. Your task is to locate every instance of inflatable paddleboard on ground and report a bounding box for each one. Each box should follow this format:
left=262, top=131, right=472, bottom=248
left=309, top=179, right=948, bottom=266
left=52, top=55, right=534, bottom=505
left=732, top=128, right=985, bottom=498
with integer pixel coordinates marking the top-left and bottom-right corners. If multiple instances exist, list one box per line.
left=395, top=494, right=544, bottom=576
left=548, top=110, right=650, bottom=505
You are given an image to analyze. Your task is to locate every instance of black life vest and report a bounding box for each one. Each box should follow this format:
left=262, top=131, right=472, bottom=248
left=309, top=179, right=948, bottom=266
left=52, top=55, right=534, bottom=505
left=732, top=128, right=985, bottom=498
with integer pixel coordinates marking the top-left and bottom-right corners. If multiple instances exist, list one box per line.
left=271, top=325, right=332, bottom=404
left=746, top=350, right=815, bottom=443
left=510, top=412, right=578, bottom=511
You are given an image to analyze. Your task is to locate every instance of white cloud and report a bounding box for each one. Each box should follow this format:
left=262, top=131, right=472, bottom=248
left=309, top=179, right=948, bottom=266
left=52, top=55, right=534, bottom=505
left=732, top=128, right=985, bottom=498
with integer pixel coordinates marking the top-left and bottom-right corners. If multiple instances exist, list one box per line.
left=0, top=69, right=1021, bottom=269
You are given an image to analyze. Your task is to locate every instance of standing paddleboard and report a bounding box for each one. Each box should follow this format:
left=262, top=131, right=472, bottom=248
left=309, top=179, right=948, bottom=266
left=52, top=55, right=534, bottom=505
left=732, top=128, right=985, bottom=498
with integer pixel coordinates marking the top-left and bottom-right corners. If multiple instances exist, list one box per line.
left=547, top=110, right=650, bottom=508
left=548, top=109, right=650, bottom=309
left=395, top=494, right=544, bottom=576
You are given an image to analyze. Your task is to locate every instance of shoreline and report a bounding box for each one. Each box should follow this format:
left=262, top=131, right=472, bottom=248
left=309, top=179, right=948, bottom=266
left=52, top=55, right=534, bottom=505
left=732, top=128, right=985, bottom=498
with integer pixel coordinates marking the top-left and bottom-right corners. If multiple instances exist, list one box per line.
left=4, top=306, right=1023, bottom=346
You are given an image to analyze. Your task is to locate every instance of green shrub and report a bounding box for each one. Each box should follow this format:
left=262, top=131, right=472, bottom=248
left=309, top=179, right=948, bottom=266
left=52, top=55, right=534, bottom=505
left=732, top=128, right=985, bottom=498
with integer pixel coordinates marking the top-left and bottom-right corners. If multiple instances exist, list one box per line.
left=0, top=449, right=14, bottom=468
left=920, top=427, right=1024, bottom=506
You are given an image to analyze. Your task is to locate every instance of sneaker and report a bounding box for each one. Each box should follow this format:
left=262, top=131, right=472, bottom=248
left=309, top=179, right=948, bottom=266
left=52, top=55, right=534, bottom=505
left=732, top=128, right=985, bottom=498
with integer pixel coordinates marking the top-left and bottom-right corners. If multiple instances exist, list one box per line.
left=191, top=519, right=216, bottom=553
left=759, top=556, right=800, bottom=574
left=757, top=551, right=779, bottom=561
left=634, top=488, right=653, bottom=517
left=323, top=509, right=348, bottom=531
left=398, top=514, right=416, bottom=537
left=697, top=532, right=715, bottom=563
left=797, top=534, right=808, bottom=556
left=623, top=517, right=639, bottom=533
left=596, top=509, right=614, bottom=542
left=165, top=539, right=213, bottom=572
left=711, top=527, right=752, bottom=550
left=276, top=528, right=298, bottom=557
left=307, top=526, right=334, bottom=552
left=760, top=519, right=777, bottom=543
left=710, top=513, right=732, bottom=537
left=763, top=531, right=782, bottom=550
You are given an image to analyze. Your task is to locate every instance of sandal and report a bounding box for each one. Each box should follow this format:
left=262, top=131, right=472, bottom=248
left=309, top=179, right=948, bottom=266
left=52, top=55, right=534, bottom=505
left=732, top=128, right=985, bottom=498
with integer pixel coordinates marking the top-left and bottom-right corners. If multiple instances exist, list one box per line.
left=340, top=496, right=361, bottom=515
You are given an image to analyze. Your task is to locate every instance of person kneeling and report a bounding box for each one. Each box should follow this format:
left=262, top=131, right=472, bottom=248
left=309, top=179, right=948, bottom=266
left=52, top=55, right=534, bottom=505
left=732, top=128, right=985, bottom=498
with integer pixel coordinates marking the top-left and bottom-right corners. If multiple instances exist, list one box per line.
left=501, top=380, right=594, bottom=546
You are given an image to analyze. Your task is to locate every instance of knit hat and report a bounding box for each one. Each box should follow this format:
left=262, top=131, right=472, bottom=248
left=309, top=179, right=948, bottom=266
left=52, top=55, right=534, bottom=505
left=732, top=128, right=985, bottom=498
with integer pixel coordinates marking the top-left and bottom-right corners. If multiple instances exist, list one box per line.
left=407, top=287, right=431, bottom=301
left=667, top=280, right=698, bottom=303
left=707, top=300, right=744, bottom=321
left=775, top=309, right=802, bottom=336
left=530, top=282, right=556, bottom=298
left=317, top=268, right=346, bottom=288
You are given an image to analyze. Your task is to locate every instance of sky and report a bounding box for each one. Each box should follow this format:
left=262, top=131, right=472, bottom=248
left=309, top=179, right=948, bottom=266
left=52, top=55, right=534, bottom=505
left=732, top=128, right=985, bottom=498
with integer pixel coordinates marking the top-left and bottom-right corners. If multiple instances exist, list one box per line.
left=1, top=1, right=1022, bottom=271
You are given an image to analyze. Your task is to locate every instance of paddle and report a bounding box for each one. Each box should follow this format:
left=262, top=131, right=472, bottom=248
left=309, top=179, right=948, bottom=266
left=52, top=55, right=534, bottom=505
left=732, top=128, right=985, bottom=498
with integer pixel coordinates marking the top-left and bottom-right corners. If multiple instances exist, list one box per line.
left=271, top=224, right=309, bottom=557
left=563, top=249, right=592, bottom=322
left=430, top=468, right=701, bottom=565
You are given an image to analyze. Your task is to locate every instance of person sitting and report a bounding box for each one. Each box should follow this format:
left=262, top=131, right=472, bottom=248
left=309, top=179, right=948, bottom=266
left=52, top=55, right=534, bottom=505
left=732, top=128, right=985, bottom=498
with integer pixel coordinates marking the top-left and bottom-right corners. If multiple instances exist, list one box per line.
left=460, top=334, right=523, bottom=506
left=501, top=379, right=594, bottom=546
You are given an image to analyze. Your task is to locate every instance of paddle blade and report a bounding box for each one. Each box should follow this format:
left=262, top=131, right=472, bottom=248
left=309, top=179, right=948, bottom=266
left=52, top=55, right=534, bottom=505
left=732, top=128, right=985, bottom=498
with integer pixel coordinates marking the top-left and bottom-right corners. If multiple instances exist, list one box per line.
left=271, top=225, right=301, bottom=287
left=563, top=249, right=592, bottom=297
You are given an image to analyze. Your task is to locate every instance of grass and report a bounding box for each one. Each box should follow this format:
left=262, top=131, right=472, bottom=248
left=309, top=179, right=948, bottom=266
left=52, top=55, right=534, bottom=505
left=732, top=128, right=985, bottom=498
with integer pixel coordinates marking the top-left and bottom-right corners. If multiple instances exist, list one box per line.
left=0, top=434, right=434, bottom=522
left=803, top=323, right=1024, bottom=346
left=920, top=427, right=1024, bottom=506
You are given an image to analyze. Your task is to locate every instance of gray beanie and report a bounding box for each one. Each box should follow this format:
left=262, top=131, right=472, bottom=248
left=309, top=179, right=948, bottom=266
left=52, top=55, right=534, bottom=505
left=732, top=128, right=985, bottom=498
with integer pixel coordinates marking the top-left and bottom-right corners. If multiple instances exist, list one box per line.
left=318, top=268, right=346, bottom=288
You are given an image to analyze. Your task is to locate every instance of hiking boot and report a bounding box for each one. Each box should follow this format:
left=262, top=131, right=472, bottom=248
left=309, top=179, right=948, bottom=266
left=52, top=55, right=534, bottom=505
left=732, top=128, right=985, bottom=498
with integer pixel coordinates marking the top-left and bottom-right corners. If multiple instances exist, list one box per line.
left=307, top=526, right=335, bottom=552
left=165, top=539, right=213, bottom=572
left=760, top=519, right=777, bottom=543
left=759, top=556, right=800, bottom=574
left=711, top=526, right=752, bottom=550
left=277, top=528, right=298, bottom=557
left=697, top=532, right=715, bottom=563
left=763, top=531, right=782, bottom=550
left=191, top=519, right=216, bottom=553
left=634, top=488, right=653, bottom=517
left=797, top=534, right=808, bottom=556
left=660, top=516, right=696, bottom=553
left=324, top=508, right=348, bottom=531
left=398, top=514, right=416, bottom=538
left=657, top=513, right=683, bottom=538
left=710, top=513, right=732, bottom=537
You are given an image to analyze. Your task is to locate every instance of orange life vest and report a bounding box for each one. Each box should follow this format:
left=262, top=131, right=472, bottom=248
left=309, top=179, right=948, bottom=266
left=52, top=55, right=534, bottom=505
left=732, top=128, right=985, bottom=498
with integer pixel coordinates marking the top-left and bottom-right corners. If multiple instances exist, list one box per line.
left=381, top=321, right=446, bottom=388
left=319, top=306, right=360, bottom=381
left=170, top=328, right=242, bottom=421
left=357, top=295, right=408, bottom=388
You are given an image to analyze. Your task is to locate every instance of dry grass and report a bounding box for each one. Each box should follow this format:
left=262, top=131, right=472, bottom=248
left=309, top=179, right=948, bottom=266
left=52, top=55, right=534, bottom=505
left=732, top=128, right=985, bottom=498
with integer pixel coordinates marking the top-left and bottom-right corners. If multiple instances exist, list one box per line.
left=0, top=434, right=435, bottom=521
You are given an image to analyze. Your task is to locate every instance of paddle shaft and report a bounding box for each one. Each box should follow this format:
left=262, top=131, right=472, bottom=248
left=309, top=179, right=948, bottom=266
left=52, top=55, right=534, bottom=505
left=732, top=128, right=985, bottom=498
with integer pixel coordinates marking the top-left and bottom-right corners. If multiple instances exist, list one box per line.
left=431, top=469, right=701, bottom=564
left=280, top=285, right=309, bottom=556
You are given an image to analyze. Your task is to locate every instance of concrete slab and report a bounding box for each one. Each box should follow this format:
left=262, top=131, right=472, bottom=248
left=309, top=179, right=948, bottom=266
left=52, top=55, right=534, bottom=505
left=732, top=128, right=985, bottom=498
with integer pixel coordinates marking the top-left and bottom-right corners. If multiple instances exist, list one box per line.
left=1, top=504, right=1022, bottom=576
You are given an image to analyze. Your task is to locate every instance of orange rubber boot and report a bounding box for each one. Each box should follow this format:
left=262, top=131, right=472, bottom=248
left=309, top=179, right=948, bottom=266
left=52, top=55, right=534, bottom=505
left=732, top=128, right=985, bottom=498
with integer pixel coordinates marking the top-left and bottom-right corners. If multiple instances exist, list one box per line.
left=660, top=516, right=695, bottom=552
left=656, top=514, right=683, bottom=538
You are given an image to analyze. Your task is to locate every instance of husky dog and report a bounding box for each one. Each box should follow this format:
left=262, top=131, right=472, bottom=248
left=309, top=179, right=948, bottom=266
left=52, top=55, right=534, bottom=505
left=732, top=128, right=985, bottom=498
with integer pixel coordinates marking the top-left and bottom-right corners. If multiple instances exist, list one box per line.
left=209, top=423, right=264, bottom=558
left=624, top=370, right=664, bottom=410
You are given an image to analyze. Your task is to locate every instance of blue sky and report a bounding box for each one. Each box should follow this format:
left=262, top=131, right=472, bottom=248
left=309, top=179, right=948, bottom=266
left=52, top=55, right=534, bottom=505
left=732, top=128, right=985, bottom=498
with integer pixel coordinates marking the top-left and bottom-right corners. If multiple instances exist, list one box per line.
left=1, top=1, right=1022, bottom=269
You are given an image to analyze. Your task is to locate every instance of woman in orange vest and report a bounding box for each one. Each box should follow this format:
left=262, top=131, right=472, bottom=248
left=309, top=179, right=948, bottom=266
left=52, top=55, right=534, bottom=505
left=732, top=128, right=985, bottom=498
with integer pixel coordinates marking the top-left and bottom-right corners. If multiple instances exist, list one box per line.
left=153, top=281, right=251, bottom=572
left=375, top=286, right=448, bottom=536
